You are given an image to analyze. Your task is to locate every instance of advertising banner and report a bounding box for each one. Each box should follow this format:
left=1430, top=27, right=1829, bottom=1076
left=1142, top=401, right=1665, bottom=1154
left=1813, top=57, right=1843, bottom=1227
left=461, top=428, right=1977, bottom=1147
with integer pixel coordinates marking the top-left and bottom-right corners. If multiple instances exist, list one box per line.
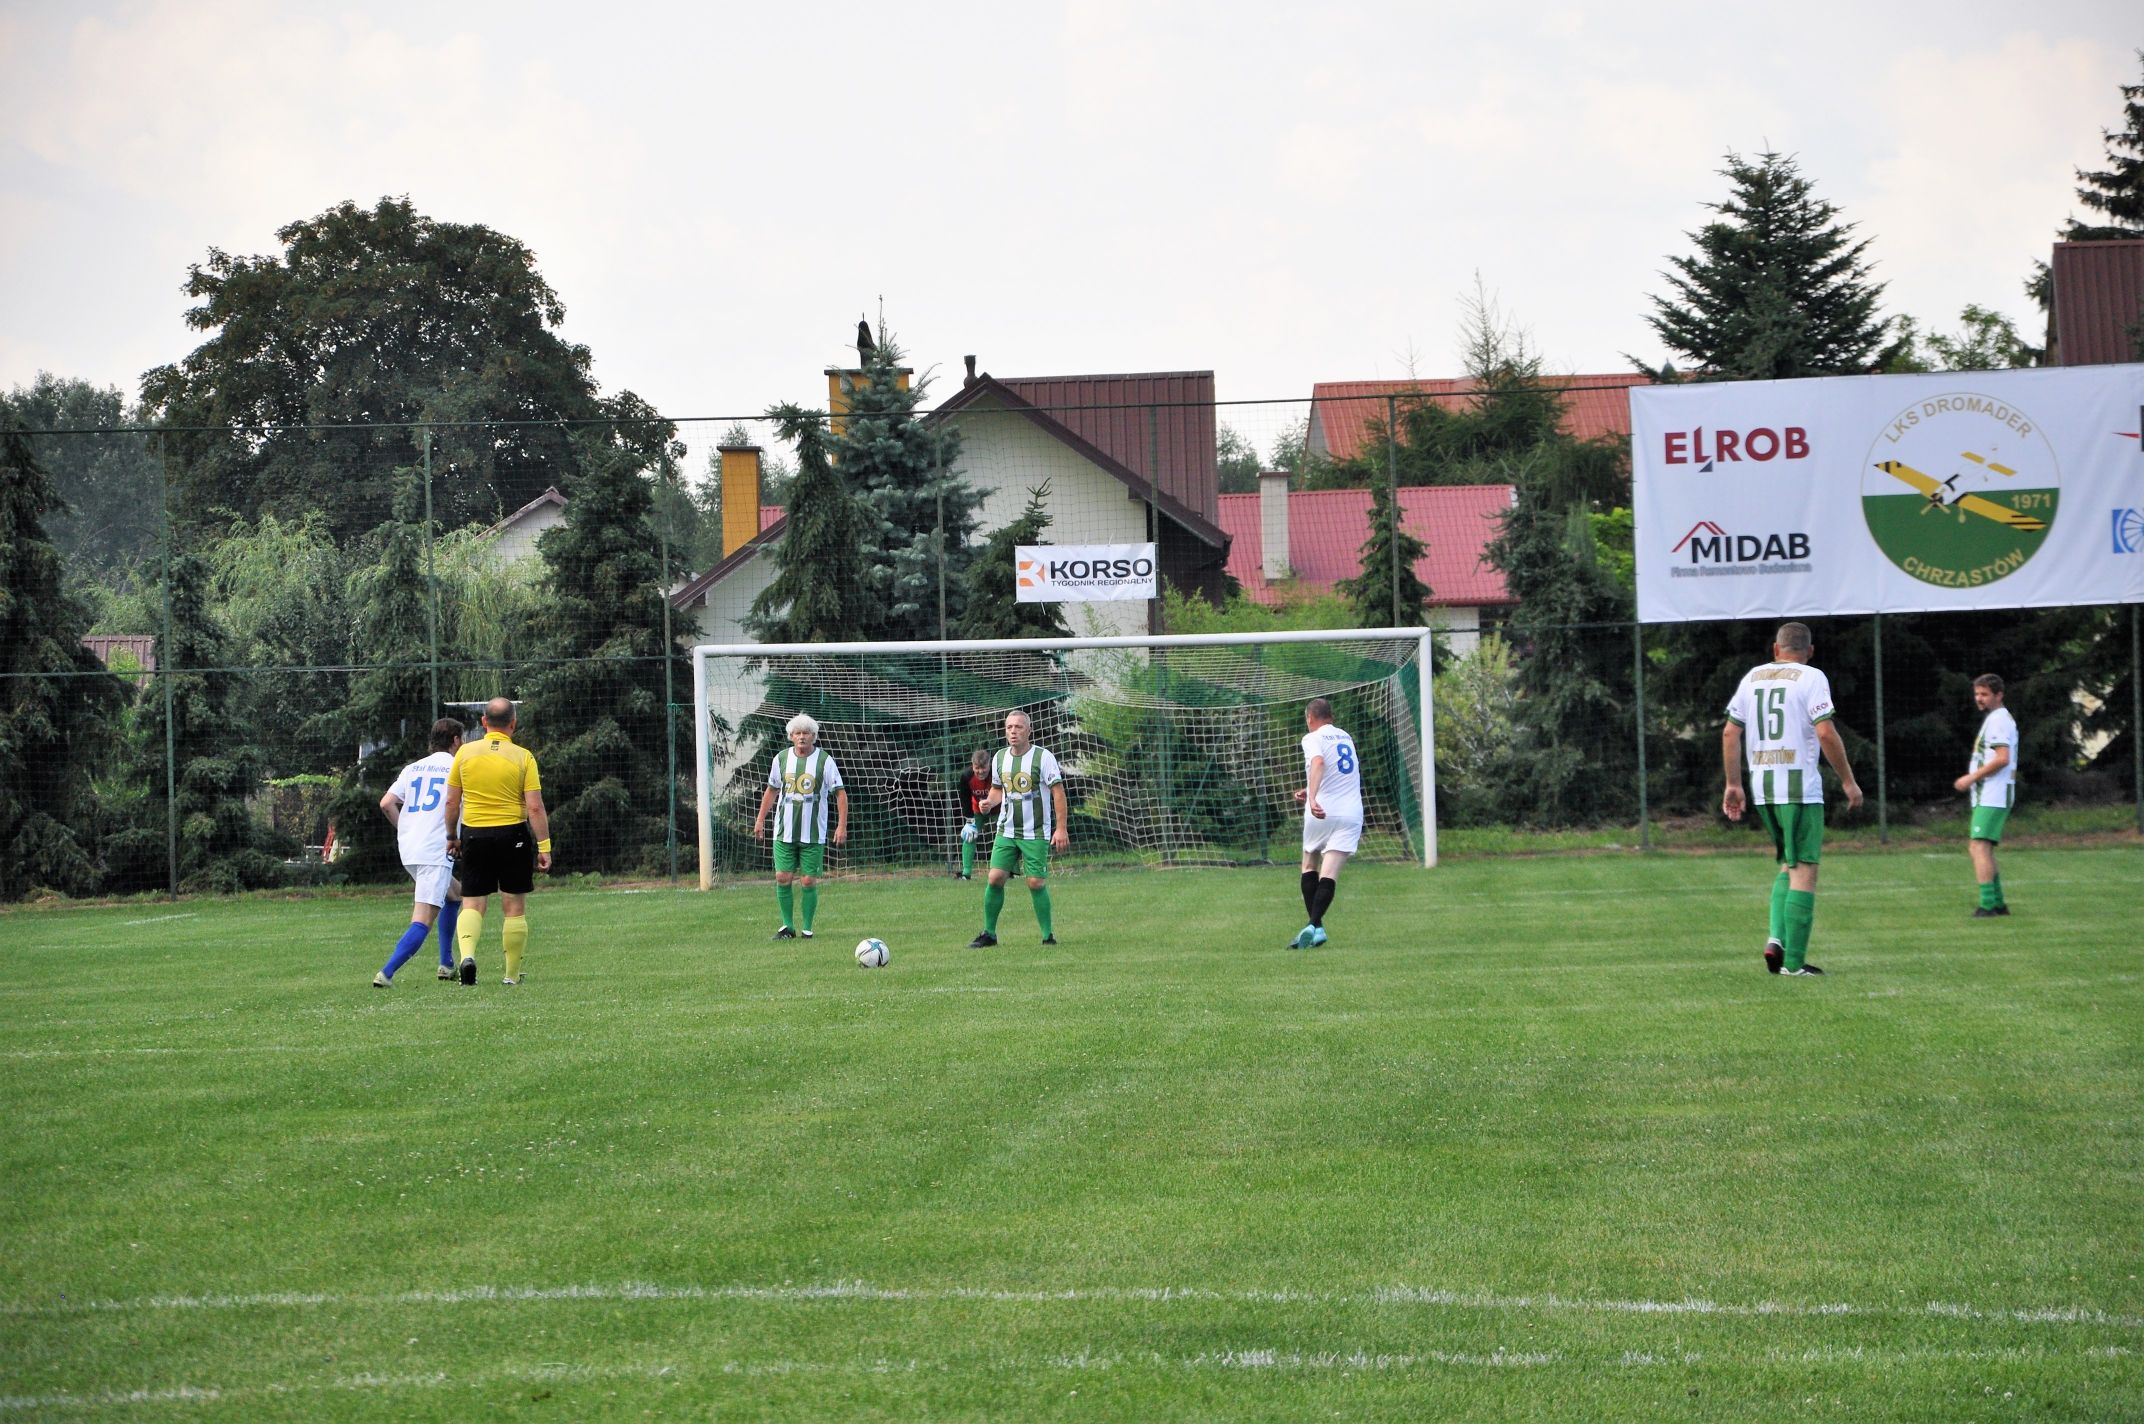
left=1632, top=366, right=2144, bottom=622
left=1015, top=543, right=1158, bottom=603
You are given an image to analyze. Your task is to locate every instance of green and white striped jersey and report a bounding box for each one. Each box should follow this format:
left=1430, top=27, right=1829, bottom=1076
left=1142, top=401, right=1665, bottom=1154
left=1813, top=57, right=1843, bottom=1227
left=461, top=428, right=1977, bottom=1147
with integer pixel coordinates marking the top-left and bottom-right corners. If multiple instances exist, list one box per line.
left=1969, top=707, right=2018, bottom=808
left=766, top=747, right=844, bottom=843
left=1725, top=661, right=1836, bottom=805
left=992, top=745, right=1064, bottom=840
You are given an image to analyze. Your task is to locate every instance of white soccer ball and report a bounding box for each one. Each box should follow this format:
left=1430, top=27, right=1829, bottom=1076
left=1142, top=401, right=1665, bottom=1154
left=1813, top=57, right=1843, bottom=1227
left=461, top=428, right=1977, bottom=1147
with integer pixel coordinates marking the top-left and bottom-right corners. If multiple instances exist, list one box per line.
left=855, top=937, right=890, bottom=968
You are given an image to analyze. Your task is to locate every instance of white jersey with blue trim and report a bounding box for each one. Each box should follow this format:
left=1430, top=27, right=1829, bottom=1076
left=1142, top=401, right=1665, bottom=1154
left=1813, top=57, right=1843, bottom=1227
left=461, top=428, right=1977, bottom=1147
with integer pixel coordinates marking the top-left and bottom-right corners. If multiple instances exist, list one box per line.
left=392, top=751, right=458, bottom=865
left=1301, top=723, right=1363, bottom=816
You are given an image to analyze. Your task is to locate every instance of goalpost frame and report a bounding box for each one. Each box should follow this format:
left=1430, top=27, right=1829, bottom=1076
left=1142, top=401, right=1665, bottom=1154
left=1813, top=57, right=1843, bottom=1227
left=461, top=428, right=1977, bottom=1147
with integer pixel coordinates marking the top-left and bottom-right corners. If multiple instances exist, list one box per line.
left=691, top=627, right=1438, bottom=889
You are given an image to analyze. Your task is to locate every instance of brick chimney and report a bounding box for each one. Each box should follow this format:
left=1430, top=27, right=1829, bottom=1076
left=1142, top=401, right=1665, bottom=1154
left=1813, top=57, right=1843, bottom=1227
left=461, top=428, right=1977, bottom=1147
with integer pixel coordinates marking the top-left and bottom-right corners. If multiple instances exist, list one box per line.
left=1258, top=470, right=1291, bottom=581
left=718, top=444, right=763, bottom=557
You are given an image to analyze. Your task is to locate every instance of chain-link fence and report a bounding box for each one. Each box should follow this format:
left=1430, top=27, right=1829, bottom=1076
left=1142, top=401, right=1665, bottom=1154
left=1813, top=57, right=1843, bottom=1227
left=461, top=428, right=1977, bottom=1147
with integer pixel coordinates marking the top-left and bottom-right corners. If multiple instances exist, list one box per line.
left=6, top=387, right=2139, bottom=900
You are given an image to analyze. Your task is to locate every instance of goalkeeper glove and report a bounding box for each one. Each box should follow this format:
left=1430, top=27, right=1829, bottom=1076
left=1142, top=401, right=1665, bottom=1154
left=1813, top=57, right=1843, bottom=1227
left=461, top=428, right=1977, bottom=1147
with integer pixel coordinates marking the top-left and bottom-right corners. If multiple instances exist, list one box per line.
left=960, top=822, right=978, bottom=843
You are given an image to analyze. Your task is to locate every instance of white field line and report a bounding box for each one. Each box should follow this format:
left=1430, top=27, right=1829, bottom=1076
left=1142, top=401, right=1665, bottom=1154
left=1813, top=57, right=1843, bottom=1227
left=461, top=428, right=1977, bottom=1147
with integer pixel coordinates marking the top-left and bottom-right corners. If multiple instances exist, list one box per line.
left=6, top=1342, right=2135, bottom=1410
left=5, top=1279, right=2138, bottom=1332
left=2, top=1043, right=446, bottom=1060
left=119, top=913, right=198, bottom=926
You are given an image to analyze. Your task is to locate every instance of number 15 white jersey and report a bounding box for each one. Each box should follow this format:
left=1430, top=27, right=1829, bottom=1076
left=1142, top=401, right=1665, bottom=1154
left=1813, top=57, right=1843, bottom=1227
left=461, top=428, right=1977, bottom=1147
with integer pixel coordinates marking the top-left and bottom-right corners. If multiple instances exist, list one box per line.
left=1725, top=662, right=1836, bottom=806
left=392, top=751, right=458, bottom=865
left=1301, top=723, right=1363, bottom=817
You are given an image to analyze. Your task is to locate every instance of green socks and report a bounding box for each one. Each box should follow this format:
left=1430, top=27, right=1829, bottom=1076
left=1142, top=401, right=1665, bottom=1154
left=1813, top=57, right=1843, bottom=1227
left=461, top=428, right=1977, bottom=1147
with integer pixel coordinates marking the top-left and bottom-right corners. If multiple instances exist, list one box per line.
left=961, top=833, right=976, bottom=877
left=800, top=885, right=818, bottom=932
left=1031, top=885, right=1053, bottom=938
left=1783, top=890, right=1816, bottom=970
left=1768, top=871, right=1790, bottom=945
left=776, top=882, right=795, bottom=929
left=983, top=881, right=1005, bottom=934
left=1993, top=874, right=2005, bottom=909
left=1978, top=877, right=2006, bottom=910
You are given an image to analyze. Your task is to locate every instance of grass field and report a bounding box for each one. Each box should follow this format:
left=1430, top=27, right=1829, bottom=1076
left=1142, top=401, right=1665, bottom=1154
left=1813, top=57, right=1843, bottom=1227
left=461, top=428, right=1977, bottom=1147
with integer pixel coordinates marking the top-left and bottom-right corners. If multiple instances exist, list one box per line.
left=3, top=848, right=2140, bottom=1420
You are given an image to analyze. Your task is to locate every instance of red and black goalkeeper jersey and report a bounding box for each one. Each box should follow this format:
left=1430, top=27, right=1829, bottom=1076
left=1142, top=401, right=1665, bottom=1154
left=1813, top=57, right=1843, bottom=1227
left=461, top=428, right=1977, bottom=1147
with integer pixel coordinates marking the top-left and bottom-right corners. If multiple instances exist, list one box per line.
left=960, top=771, right=991, bottom=816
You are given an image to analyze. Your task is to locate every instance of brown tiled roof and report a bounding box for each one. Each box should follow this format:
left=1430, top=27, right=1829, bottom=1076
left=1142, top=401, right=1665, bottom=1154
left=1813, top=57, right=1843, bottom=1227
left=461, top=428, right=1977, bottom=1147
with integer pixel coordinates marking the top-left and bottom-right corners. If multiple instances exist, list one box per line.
left=1308, top=374, right=1652, bottom=463
left=2050, top=239, right=2144, bottom=366
left=934, top=374, right=1228, bottom=547
left=480, top=485, right=566, bottom=539
left=671, top=506, right=788, bottom=608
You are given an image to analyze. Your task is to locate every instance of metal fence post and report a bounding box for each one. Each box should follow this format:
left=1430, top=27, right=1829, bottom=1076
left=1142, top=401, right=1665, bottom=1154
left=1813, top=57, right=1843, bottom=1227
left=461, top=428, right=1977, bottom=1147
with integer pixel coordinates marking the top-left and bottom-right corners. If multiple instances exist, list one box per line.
left=1873, top=612, right=1889, bottom=844
left=422, top=429, right=440, bottom=718
left=156, top=432, right=178, bottom=899
left=1146, top=406, right=1163, bottom=634
left=1386, top=395, right=1402, bottom=623
left=659, top=446, right=678, bottom=884
left=1633, top=620, right=1650, bottom=850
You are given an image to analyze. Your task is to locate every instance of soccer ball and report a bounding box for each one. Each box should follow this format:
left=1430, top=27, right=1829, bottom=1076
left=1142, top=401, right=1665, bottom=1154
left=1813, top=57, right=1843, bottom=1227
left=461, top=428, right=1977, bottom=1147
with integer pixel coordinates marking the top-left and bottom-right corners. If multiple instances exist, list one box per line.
left=855, top=937, right=890, bottom=968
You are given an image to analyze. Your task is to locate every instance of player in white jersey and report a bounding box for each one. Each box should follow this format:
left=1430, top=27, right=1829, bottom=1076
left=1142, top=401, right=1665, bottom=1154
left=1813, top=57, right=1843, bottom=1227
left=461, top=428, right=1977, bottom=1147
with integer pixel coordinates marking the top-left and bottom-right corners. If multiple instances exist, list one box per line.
left=1290, top=697, right=1364, bottom=950
left=968, top=709, right=1068, bottom=948
left=1954, top=673, right=2016, bottom=917
left=372, top=718, right=466, bottom=986
left=1722, top=622, right=1863, bottom=976
left=753, top=713, right=848, bottom=940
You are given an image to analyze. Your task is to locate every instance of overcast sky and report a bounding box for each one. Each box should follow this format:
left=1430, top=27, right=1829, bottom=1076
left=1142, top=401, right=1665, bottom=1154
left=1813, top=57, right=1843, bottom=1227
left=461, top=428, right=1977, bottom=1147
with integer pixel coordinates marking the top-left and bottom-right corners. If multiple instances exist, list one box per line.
left=1, top=0, right=2136, bottom=468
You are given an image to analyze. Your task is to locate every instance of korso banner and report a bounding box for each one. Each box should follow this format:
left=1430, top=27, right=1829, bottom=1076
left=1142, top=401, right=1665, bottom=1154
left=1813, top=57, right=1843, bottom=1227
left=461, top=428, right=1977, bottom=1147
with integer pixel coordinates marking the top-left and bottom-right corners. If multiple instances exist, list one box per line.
left=1015, top=544, right=1158, bottom=602
left=1632, top=365, right=2144, bottom=622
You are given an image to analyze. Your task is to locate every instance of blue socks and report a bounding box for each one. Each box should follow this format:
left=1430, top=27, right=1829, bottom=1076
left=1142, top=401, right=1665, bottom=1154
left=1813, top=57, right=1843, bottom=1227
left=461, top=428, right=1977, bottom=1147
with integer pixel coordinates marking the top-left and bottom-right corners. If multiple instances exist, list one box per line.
left=382, top=921, right=429, bottom=980
left=437, top=899, right=461, bottom=968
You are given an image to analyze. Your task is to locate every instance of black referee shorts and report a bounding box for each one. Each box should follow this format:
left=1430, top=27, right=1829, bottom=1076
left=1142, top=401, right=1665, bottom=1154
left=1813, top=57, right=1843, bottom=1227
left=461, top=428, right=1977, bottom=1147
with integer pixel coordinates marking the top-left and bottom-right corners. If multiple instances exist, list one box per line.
left=458, top=822, right=535, bottom=896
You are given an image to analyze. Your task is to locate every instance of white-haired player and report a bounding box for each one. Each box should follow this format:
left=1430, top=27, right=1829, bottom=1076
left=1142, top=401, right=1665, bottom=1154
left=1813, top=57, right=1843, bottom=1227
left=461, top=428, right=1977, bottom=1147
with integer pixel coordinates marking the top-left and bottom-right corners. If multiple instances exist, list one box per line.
left=1291, top=697, right=1362, bottom=949
left=752, top=712, right=847, bottom=939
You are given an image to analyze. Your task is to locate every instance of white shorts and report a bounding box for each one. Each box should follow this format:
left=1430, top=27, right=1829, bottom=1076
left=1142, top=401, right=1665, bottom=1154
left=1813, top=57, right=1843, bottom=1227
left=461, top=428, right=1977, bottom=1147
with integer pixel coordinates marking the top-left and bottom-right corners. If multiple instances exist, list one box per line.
left=1302, top=811, right=1364, bottom=857
left=404, top=860, right=456, bottom=908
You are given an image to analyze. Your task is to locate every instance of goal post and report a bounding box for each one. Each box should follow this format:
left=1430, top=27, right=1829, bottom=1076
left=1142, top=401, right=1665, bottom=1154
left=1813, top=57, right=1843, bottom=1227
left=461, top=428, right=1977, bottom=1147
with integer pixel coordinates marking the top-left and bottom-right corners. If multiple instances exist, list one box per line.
left=692, top=628, right=1437, bottom=889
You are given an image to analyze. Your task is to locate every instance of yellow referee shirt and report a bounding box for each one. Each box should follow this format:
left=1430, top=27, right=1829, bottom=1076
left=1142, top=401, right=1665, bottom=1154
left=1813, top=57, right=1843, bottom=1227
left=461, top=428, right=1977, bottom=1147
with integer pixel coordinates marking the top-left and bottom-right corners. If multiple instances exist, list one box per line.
left=448, top=730, right=542, bottom=828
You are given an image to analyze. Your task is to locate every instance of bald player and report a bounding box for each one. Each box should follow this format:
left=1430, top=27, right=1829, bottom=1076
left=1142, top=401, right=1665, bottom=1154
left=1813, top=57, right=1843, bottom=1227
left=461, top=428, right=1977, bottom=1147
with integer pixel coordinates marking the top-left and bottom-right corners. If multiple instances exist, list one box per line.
left=442, top=698, right=552, bottom=986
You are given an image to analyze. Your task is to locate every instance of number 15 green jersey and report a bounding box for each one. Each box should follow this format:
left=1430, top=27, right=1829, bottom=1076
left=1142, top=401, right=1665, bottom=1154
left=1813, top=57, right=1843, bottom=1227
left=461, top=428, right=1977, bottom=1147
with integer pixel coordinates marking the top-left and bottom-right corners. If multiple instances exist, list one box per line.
left=1725, top=662, right=1836, bottom=805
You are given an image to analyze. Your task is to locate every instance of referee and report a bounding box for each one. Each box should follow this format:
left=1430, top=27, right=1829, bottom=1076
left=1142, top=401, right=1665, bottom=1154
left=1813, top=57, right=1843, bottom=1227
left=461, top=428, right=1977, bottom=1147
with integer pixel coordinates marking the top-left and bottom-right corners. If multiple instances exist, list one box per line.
left=442, top=697, right=552, bottom=986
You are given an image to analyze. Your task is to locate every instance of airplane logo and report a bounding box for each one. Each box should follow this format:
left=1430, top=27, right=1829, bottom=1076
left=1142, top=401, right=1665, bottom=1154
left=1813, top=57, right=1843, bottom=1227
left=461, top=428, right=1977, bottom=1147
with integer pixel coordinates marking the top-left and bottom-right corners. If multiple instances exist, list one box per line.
left=1874, top=454, right=2048, bottom=533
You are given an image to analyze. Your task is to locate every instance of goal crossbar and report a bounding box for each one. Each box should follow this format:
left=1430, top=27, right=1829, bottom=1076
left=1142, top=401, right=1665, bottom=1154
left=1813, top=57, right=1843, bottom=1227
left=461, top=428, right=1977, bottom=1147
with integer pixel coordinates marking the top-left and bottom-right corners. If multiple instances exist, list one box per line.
left=691, top=627, right=1437, bottom=886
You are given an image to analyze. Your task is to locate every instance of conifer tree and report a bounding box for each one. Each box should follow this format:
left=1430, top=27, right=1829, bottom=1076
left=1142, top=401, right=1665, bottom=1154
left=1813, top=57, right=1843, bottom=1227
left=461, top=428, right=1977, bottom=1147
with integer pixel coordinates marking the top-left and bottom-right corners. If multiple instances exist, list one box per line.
left=746, top=407, right=872, bottom=645
left=832, top=329, right=979, bottom=640
left=520, top=432, right=681, bottom=873
left=1646, top=150, right=1899, bottom=379
left=325, top=471, right=439, bottom=881
left=1337, top=478, right=1431, bottom=627
left=2028, top=51, right=2144, bottom=310
left=958, top=484, right=1072, bottom=641
left=0, top=416, right=124, bottom=898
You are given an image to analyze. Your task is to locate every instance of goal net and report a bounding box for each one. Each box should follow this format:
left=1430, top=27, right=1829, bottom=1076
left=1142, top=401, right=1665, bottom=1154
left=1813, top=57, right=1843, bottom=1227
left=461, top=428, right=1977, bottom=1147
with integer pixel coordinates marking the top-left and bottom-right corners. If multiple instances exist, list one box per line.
left=691, top=630, right=1435, bottom=885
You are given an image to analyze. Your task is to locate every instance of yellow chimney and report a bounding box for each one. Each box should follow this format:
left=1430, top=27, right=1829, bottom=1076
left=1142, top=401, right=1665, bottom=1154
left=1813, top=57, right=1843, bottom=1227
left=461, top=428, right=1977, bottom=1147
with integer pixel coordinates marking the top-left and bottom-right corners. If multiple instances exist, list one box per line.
left=824, top=366, right=912, bottom=442
left=718, top=444, right=763, bottom=558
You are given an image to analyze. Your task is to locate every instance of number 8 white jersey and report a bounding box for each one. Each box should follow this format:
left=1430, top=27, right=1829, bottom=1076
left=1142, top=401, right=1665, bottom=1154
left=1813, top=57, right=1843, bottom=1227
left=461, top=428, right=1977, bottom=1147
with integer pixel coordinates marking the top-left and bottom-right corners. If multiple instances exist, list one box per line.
left=1301, top=723, right=1363, bottom=817
left=1725, top=661, right=1836, bottom=805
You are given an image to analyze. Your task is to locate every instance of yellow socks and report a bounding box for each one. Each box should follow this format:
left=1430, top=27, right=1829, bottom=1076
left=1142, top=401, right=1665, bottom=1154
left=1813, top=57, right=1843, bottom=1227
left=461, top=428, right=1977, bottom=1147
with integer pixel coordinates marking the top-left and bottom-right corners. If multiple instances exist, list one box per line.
left=502, top=915, right=528, bottom=982
left=456, top=906, right=483, bottom=964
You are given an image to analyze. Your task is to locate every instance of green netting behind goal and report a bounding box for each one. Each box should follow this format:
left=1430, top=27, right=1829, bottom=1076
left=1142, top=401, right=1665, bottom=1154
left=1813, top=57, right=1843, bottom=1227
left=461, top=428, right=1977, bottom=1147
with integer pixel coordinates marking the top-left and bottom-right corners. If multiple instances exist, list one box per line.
left=696, top=637, right=1429, bottom=876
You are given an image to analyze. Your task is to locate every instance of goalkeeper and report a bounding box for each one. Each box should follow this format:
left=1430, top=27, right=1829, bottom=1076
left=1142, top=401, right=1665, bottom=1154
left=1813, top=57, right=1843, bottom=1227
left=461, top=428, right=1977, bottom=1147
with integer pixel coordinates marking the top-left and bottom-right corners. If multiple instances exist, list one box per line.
left=968, top=710, right=1069, bottom=948
left=956, top=748, right=991, bottom=879
left=752, top=713, right=848, bottom=940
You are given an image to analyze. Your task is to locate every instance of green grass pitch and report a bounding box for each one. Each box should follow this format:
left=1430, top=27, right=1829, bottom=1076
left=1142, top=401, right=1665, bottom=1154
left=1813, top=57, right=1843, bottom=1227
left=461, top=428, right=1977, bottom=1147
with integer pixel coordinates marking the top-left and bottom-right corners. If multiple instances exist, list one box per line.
left=3, top=849, right=2140, bottom=1421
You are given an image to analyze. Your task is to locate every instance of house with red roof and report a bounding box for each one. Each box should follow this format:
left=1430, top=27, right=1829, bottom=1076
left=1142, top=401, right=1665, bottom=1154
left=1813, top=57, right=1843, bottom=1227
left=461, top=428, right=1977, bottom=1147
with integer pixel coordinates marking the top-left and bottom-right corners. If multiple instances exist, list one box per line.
left=1218, top=477, right=1516, bottom=652
left=673, top=363, right=1234, bottom=644
left=1305, top=374, right=1651, bottom=464
left=2047, top=238, right=2144, bottom=366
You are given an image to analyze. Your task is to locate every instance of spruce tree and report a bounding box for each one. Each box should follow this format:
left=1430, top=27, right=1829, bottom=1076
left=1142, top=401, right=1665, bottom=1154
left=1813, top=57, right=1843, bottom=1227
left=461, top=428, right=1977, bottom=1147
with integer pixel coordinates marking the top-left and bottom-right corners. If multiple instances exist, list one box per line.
left=1337, top=478, right=1431, bottom=627
left=520, top=433, right=680, bottom=874
left=0, top=416, right=124, bottom=898
left=2029, top=51, right=2144, bottom=310
left=832, top=329, right=979, bottom=640
left=1647, top=150, right=1899, bottom=380
left=746, top=408, right=872, bottom=645
left=325, top=471, right=439, bottom=881
left=958, top=484, right=1072, bottom=640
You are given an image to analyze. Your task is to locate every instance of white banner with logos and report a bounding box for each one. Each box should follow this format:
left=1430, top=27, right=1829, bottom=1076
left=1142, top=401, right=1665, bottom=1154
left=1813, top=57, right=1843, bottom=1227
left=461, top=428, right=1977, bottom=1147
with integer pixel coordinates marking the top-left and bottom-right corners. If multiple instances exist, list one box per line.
left=1015, top=543, right=1158, bottom=603
left=1632, top=365, right=2144, bottom=623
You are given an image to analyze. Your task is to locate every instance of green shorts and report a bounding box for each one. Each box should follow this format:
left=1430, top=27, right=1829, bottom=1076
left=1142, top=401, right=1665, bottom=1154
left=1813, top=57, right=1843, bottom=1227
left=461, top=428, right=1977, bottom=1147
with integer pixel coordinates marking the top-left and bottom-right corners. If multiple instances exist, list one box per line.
left=1969, top=806, right=2009, bottom=844
left=989, top=835, right=1050, bottom=879
left=772, top=841, right=826, bottom=876
left=1756, top=801, right=1825, bottom=867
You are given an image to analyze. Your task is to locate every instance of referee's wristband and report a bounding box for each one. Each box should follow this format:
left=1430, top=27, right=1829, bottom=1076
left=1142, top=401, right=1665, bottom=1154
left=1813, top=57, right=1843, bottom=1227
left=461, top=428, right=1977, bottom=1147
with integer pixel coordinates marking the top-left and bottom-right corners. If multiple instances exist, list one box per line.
left=538, top=839, right=553, bottom=853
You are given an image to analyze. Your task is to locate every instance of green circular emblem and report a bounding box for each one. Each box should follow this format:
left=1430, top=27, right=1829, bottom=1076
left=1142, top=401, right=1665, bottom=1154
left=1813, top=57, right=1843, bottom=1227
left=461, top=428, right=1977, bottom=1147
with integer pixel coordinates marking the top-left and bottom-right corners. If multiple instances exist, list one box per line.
left=1862, top=392, right=2059, bottom=589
